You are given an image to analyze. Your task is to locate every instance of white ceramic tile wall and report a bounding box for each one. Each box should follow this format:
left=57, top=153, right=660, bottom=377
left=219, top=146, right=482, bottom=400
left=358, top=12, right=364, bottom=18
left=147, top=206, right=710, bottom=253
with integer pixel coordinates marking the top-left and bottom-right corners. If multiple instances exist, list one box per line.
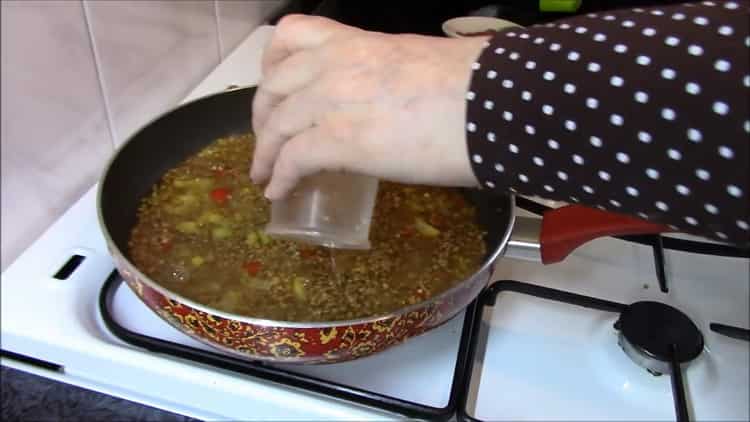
left=1, top=0, right=284, bottom=271
left=216, top=0, right=282, bottom=58
left=84, top=0, right=219, bottom=146
left=1, top=0, right=113, bottom=271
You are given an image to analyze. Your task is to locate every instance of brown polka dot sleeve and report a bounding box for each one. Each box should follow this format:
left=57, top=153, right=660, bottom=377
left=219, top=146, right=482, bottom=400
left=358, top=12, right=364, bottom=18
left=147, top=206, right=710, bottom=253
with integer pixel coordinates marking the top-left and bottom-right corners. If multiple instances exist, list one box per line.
left=465, top=1, right=749, bottom=246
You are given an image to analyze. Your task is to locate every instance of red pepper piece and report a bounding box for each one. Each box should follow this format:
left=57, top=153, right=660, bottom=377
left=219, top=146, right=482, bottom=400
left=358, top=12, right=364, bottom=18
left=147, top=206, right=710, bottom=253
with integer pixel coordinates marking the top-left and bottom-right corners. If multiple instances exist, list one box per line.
left=160, top=240, right=173, bottom=252
left=210, top=187, right=231, bottom=205
left=400, top=226, right=415, bottom=238
left=243, top=260, right=262, bottom=276
left=299, top=249, right=316, bottom=259
left=429, top=213, right=445, bottom=228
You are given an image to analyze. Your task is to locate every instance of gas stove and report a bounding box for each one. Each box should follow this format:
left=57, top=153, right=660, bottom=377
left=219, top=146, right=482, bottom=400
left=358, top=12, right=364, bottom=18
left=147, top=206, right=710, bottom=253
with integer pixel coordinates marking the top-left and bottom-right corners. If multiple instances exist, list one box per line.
left=2, top=26, right=748, bottom=421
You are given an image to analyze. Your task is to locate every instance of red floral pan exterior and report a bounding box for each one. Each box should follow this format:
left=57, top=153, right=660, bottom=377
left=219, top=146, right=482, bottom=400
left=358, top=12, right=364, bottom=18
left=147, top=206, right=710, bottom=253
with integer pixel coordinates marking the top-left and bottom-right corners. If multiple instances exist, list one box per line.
left=97, top=88, right=513, bottom=365
left=114, top=252, right=493, bottom=364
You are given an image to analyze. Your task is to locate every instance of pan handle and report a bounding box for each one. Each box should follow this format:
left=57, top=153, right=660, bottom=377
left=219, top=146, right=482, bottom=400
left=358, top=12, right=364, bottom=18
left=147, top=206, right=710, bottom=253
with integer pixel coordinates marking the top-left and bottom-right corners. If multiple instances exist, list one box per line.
left=506, top=205, right=671, bottom=263
left=540, top=205, right=671, bottom=264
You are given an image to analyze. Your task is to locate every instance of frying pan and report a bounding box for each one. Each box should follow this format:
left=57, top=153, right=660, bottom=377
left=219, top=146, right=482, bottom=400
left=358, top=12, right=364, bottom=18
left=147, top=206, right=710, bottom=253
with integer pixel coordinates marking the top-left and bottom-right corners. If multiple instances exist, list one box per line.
left=98, top=87, right=669, bottom=363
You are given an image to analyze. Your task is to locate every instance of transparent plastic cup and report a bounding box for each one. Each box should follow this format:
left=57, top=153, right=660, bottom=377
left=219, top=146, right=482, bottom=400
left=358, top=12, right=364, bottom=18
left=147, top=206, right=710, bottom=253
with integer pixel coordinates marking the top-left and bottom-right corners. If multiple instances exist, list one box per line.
left=265, top=172, right=379, bottom=249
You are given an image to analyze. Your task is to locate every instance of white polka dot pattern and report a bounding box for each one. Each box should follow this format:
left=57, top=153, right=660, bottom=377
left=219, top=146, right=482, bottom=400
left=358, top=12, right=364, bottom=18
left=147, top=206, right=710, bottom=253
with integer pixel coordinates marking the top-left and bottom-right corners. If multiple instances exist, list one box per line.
left=685, top=82, right=701, bottom=95
left=661, top=68, right=677, bottom=79
left=696, top=168, right=711, bottom=180
left=465, top=1, right=749, bottom=245
left=665, top=36, right=680, bottom=46
left=687, top=128, right=703, bottom=142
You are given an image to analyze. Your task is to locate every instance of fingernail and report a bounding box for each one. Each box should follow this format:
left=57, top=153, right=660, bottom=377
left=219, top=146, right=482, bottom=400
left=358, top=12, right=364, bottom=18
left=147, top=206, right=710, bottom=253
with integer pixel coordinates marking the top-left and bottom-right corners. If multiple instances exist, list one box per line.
left=264, top=186, right=277, bottom=201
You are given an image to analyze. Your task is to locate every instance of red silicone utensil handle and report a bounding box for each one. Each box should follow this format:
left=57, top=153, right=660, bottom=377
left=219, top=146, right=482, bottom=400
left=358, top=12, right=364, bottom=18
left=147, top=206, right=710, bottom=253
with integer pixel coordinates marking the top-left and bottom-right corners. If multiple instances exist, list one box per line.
left=540, top=205, right=672, bottom=264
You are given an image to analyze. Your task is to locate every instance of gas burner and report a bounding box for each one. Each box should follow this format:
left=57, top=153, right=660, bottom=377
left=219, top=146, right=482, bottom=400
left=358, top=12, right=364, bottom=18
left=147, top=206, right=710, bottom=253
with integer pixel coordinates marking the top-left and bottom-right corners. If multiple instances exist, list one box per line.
left=615, top=301, right=704, bottom=376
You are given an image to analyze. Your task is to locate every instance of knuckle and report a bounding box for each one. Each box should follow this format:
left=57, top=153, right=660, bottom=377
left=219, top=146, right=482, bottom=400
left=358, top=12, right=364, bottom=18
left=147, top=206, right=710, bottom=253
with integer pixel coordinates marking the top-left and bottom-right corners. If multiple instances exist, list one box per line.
left=258, top=75, right=284, bottom=96
left=322, top=115, right=354, bottom=141
left=284, top=134, right=309, bottom=159
left=266, top=110, right=293, bottom=137
left=333, top=38, right=367, bottom=64
left=275, top=14, right=304, bottom=34
left=277, top=14, right=330, bottom=37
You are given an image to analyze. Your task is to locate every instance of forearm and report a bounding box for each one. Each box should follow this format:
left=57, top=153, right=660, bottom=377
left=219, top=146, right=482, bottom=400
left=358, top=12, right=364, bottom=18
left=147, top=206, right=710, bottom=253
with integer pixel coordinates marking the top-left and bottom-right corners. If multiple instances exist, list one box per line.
left=465, top=1, right=749, bottom=245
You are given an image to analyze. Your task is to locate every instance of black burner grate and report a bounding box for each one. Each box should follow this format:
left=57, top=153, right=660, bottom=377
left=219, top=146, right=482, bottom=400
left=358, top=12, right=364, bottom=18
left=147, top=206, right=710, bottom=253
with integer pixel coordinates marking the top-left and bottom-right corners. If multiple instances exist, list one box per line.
left=457, top=280, right=699, bottom=422
left=100, top=273, right=747, bottom=421
left=710, top=323, right=750, bottom=342
left=99, top=271, right=476, bottom=421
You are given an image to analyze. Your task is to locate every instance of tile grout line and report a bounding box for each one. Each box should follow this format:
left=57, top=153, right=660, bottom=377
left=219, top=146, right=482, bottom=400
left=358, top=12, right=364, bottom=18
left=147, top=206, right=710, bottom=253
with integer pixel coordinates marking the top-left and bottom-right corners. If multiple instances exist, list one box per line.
left=213, top=0, right=225, bottom=61
left=81, top=0, right=118, bottom=149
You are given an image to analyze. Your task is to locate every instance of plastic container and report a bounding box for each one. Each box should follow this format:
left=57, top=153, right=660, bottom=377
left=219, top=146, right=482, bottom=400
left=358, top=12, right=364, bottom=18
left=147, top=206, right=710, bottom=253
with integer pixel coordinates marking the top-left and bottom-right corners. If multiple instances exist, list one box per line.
left=265, top=172, right=379, bottom=249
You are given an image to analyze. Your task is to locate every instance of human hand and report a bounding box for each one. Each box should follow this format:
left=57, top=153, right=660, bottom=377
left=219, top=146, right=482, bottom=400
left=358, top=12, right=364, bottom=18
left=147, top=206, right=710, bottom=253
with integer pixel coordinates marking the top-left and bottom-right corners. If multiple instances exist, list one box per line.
left=250, top=15, right=487, bottom=200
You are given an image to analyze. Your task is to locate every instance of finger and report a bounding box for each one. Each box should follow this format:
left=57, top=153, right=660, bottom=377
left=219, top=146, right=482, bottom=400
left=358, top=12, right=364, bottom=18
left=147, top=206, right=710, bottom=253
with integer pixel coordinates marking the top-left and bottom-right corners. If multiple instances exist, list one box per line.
left=264, top=123, right=356, bottom=200
left=251, top=87, right=280, bottom=136
left=252, top=48, right=325, bottom=134
left=262, top=15, right=350, bottom=74
left=251, top=86, right=328, bottom=183
left=263, top=48, right=325, bottom=97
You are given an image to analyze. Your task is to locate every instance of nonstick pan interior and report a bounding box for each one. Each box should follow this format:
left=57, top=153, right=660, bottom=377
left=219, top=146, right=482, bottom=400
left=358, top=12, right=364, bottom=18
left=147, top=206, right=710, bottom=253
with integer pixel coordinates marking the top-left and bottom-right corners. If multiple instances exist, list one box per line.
left=100, top=88, right=254, bottom=254
left=99, top=87, right=514, bottom=267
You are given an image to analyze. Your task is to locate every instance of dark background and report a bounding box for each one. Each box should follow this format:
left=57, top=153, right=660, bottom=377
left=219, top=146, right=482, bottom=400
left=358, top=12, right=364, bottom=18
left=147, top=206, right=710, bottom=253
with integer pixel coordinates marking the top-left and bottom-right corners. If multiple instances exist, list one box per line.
left=281, top=0, right=689, bottom=34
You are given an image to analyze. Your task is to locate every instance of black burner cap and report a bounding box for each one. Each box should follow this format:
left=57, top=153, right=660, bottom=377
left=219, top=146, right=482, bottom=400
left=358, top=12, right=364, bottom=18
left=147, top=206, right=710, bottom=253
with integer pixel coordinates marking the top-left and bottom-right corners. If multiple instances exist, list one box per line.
left=618, top=301, right=704, bottom=363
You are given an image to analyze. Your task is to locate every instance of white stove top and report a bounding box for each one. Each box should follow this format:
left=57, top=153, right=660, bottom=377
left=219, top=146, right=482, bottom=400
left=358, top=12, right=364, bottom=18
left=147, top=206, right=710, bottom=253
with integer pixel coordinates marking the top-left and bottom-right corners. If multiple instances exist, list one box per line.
left=2, top=26, right=748, bottom=421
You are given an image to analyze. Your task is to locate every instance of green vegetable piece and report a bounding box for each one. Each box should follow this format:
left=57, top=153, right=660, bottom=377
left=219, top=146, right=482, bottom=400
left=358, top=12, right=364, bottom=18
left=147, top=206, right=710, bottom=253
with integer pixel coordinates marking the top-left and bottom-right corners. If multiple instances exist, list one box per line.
left=213, top=290, right=241, bottom=310
left=191, top=256, right=204, bottom=267
left=192, top=177, right=214, bottom=191
left=174, top=177, right=213, bottom=192
left=198, top=211, right=223, bottom=225
left=245, top=231, right=259, bottom=248
left=414, top=217, right=440, bottom=237
left=258, top=230, right=272, bottom=245
left=176, top=221, right=198, bottom=234
left=407, top=200, right=425, bottom=212
left=211, top=226, right=232, bottom=240
left=177, top=194, right=198, bottom=205
left=164, top=205, right=185, bottom=216
left=166, top=194, right=199, bottom=216
left=292, top=276, right=307, bottom=300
